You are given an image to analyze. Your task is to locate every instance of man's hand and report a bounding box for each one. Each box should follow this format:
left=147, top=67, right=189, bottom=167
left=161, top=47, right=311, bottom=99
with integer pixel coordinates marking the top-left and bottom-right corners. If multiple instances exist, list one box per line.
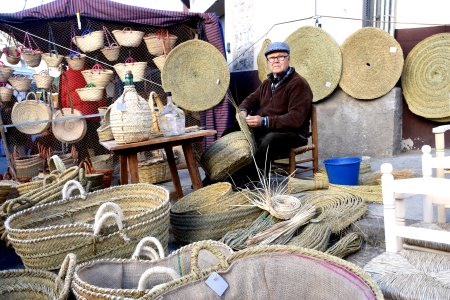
left=240, top=110, right=248, bottom=118
left=245, top=115, right=262, bottom=128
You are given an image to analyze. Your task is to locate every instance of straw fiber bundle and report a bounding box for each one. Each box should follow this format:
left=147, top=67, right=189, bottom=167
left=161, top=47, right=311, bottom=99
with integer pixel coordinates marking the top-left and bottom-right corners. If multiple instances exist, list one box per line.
left=364, top=250, right=450, bottom=300
left=143, top=244, right=383, bottom=300
left=110, top=85, right=152, bottom=144
left=72, top=240, right=233, bottom=300
left=0, top=253, right=76, bottom=300
left=65, top=53, right=86, bottom=70
left=257, top=39, right=271, bottom=82
left=325, top=232, right=363, bottom=258
left=11, top=92, right=51, bottom=134
left=404, top=222, right=450, bottom=253
left=359, top=169, right=416, bottom=186
left=170, top=189, right=262, bottom=244
left=5, top=181, right=170, bottom=270
left=285, top=26, right=342, bottom=102
left=287, top=176, right=328, bottom=194
left=287, top=222, right=332, bottom=251
left=161, top=39, right=230, bottom=112
left=402, top=33, right=450, bottom=121
left=339, top=27, right=404, bottom=100
left=329, top=183, right=383, bottom=203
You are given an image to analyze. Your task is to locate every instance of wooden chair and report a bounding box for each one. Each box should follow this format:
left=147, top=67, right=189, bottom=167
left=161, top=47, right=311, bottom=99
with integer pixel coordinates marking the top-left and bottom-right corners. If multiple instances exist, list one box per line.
left=273, top=105, right=318, bottom=176
left=381, top=145, right=450, bottom=254
left=433, top=124, right=450, bottom=222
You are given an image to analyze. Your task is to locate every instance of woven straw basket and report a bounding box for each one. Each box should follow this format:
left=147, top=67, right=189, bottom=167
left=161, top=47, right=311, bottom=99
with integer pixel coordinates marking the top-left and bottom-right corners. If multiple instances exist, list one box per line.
left=8, top=76, right=32, bottom=92
left=21, top=49, right=42, bottom=68
left=73, top=30, right=104, bottom=53
left=76, top=86, right=105, bottom=102
left=100, top=43, right=121, bottom=61
left=257, top=39, right=272, bottom=82
left=42, top=51, right=64, bottom=68
left=3, top=47, right=20, bottom=65
left=153, top=55, right=167, bottom=71
left=144, top=32, right=178, bottom=56
left=110, top=85, right=152, bottom=144
left=11, top=92, right=51, bottom=134
left=81, top=67, right=114, bottom=88
left=97, top=106, right=114, bottom=142
left=0, top=87, right=13, bottom=102
left=0, top=253, right=76, bottom=300
left=0, top=62, right=13, bottom=82
left=33, top=72, right=54, bottom=90
left=91, top=154, right=113, bottom=170
left=113, top=60, right=147, bottom=82
left=71, top=239, right=233, bottom=300
left=138, top=160, right=171, bottom=184
left=112, top=28, right=145, bottom=47
left=143, top=244, right=383, bottom=300
left=14, top=154, right=44, bottom=178
left=5, top=180, right=170, bottom=270
left=65, top=54, right=86, bottom=70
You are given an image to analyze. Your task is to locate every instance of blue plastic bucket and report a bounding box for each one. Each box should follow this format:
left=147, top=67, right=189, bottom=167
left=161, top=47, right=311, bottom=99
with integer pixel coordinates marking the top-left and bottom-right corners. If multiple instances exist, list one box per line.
left=323, top=157, right=362, bottom=186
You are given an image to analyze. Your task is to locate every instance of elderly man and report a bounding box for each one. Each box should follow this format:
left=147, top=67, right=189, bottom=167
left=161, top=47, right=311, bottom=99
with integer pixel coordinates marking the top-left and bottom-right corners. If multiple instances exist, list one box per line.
left=237, top=41, right=313, bottom=183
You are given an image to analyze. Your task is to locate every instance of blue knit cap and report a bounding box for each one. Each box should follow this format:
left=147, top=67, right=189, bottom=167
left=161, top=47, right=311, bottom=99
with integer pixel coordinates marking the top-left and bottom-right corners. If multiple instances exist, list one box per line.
left=264, top=42, right=290, bottom=57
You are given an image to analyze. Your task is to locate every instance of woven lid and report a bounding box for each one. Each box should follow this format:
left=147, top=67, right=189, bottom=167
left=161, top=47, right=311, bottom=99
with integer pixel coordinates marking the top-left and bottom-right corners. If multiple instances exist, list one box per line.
left=285, top=26, right=342, bottom=102
left=402, top=33, right=450, bottom=120
left=339, top=27, right=404, bottom=100
left=257, top=39, right=272, bottom=82
left=161, top=39, right=230, bottom=112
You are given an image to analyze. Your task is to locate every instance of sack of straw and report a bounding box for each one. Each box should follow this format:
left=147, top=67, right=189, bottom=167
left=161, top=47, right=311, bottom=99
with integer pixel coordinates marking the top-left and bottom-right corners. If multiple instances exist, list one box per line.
left=65, top=52, right=86, bottom=70
left=113, top=57, right=147, bottom=82
left=11, top=91, right=51, bottom=134
left=5, top=180, right=170, bottom=270
left=0, top=253, right=76, bottom=300
left=33, top=70, right=54, bottom=90
left=72, top=239, right=233, bottom=300
left=73, top=30, right=104, bottom=53
left=0, top=86, right=13, bottom=102
left=8, top=75, right=32, bottom=92
left=81, top=64, right=114, bottom=88
left=112, top=27, right=145, bottom=47
left=3, top=47, right=21, bottom=65
left=42, top=50, right=64, bottom=68
left=144, top=29, right=177, bottom=56
left=0, top=61, right=13, bottom=82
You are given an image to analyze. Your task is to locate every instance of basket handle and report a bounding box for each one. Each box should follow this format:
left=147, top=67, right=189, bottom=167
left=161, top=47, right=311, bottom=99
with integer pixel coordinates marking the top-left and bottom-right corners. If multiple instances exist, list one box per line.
left=43, top=174, right=58, bottom=186
left=122, top=27, right=133, bottom=33
left=25, top=91, right=37, bottom=101
left=124, top=56, right=136, bottom=64
left=94, top=202, right=124, bottom=225
left=62, top=179, right=86, bottom=200
left=102, top=25, right=118, bottom=47
left=190, top=241, right=229, bottom=277
left=138, top=266, right=180, bottom=291
left=81, top=29, right=92, bottom=37
left=131, top=236, right=165, bottom=260
left=93, top=212, right=130, bottom=242
left=55, top=253, right=77, bottom=300
left=3, top=197, right=33, bottom=214
left=91, top=63, right=104, bottom=73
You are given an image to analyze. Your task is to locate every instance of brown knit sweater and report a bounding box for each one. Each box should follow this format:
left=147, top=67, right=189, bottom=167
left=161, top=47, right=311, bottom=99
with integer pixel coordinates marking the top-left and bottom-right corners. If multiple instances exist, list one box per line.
left=239, top=70, right=313, bottom=138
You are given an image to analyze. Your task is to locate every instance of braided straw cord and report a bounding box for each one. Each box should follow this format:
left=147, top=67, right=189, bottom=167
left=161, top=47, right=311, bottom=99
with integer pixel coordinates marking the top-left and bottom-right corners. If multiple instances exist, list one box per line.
left=325, top=232, right=363, bottom=258
left=287, top=222, right=332, bottom=251
left=142, top=245, right=383, bottom=300
left=364, top=250, right=450, bottom=300
left=329, top=183, right=383, bottom=203
left=72, top=240, right=232, bottom=300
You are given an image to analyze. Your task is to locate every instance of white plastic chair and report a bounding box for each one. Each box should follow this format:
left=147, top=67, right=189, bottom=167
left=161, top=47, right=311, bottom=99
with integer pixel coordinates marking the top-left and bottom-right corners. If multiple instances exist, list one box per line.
left=381, top=145, right=450, bottom=253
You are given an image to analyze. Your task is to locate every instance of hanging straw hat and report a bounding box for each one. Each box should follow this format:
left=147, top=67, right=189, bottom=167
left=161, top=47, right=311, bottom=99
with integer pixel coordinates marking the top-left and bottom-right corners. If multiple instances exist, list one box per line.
left=285, top=26, right=342, bottom=102
left=402, top=33, right=450, bottom=120
left=257, top=39, right=271, bottom=83
left=339, top=27, right=404, bottom=100
left=161, top=39, right=230, bottom=112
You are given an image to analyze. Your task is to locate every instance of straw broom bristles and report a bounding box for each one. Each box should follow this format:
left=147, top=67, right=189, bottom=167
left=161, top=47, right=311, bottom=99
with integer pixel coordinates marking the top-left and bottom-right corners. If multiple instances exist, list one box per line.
left=287, top=176, right=328, bottom=194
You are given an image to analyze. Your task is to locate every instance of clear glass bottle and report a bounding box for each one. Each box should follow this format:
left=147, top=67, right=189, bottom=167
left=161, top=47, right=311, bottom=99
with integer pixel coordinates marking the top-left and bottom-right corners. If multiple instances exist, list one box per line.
left=159, top=91, right=186, bottom=137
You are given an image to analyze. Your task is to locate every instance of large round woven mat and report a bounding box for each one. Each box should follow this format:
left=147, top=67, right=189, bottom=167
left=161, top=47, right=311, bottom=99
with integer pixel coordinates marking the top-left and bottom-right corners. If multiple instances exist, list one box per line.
left=339, top=27, right=404, bottom=100
left=161, top=40, right=230, bottom=112
left=285, top=26, right=342, bottom=102
left=11, top=100, right=51, bottom=135
left=402, top=33, right=450, bottom=120
left=257, top=39, right=272, bottom=82
left=52, top=108, right=87, bottom=144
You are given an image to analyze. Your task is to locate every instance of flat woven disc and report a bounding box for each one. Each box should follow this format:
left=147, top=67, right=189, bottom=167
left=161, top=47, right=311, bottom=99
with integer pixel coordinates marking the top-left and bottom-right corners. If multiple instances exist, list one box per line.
left=285, top=26, right=342, bottom=102
left=161, top=39, right=230, bottom=112
left=257, top=39, right=272, bottom=82
left=339, top=27, right=404, bottom=100
left=402, top=33, right=450, bottom=120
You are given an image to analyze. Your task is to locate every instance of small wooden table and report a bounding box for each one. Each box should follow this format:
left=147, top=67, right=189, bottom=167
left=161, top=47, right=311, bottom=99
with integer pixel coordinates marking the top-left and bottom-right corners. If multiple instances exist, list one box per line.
left=100, top=130, right=216, bottom=198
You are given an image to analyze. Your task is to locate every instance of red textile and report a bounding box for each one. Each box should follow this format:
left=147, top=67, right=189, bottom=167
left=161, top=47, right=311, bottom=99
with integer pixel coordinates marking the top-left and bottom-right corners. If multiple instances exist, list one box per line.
left=60, top=68, right=105, bottom=116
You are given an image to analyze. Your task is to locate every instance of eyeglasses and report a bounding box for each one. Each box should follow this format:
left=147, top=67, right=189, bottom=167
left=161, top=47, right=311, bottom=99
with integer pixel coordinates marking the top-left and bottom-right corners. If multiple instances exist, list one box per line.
left=267, top=55, right=289, bottom=63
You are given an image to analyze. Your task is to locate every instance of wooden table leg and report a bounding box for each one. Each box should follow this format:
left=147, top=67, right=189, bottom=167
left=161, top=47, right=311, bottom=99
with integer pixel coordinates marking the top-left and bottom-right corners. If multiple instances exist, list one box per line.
left=119, top=155, right=128, bottom=184
left=182, top=143, right=202, bottom=190
left=164, top=146, right=183, bottom=198
left=128, top=153, right=139, bottom=184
